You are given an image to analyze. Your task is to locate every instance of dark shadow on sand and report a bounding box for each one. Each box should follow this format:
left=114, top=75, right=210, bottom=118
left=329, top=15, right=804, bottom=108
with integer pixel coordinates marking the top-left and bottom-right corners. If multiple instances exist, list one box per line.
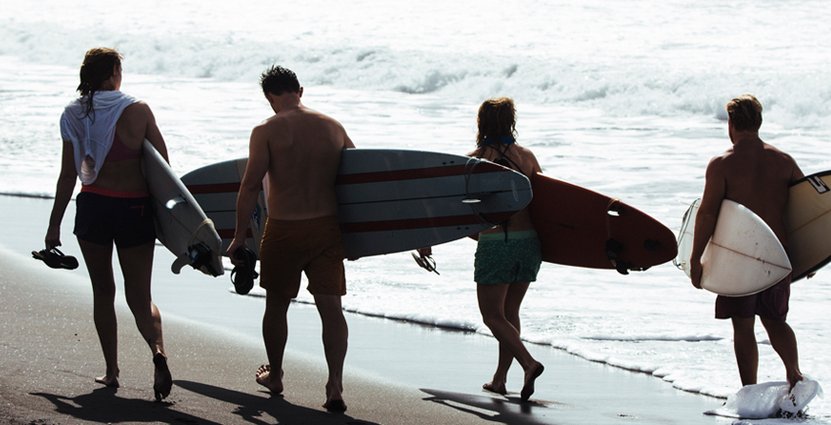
left=421, top=388, right=564, bottom=425
left=31, top=386, right=219, bottom=424
left=175, top=379, right=379, bottom=425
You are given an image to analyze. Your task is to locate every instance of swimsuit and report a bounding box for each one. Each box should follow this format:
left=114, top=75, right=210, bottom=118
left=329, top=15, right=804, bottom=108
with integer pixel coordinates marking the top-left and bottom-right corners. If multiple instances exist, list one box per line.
left=715, top=274, right=791, bottom=321
left=474, top=230, right=542, bottom=285
left=258, top=215, right=346, bottom=298
left=74, top=132, right=154, bottom=247
left=74, top=192, right=155, bottom=248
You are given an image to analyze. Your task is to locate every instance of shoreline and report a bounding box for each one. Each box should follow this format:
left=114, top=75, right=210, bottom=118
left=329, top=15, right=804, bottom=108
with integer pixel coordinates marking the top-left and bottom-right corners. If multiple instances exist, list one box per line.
left=0, top=194, right=723, bottom=424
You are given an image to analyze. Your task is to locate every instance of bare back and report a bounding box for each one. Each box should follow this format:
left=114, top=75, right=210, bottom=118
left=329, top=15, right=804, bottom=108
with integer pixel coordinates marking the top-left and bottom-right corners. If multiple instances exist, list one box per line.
left=708, top=140, right=803, bottom=245
left=258, top=106, right=354, bottom=220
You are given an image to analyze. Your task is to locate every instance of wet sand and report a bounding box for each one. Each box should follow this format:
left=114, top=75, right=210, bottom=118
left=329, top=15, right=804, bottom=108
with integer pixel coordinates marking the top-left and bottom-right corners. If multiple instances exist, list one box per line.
left=0, top=194, right=723, bottom=424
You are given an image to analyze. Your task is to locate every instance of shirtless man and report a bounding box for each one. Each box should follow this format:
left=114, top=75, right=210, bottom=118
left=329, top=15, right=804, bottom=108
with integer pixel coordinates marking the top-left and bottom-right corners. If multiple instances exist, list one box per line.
left=690, top=94, right=804, bottom=388
left=227, top=65, right=355, bottom=411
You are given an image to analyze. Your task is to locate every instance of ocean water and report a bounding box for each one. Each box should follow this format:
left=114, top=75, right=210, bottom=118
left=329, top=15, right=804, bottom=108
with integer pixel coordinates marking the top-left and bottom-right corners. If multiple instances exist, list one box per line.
left=2, top=0, right=831, bottom=421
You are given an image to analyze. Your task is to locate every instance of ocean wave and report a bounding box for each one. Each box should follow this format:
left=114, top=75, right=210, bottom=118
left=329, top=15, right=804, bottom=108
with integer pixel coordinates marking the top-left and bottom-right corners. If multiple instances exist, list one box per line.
left=3, top=19, right=831, bottom=130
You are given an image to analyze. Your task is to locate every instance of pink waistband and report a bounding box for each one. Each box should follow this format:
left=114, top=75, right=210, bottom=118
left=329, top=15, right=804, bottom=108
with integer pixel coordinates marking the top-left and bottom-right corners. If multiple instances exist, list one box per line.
left=81, top=185, right=149, bottom=199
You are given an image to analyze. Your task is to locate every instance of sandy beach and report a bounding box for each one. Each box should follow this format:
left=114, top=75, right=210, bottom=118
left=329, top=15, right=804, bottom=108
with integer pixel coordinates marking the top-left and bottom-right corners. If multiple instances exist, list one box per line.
left=0, top=194, right=725, bottom=424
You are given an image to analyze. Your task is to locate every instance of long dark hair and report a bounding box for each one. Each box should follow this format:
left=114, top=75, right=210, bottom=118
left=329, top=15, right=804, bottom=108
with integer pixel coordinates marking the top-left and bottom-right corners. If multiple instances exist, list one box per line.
left=77, top=47, right=123, bottom=118
left=476, top=97, right=517, bottom=147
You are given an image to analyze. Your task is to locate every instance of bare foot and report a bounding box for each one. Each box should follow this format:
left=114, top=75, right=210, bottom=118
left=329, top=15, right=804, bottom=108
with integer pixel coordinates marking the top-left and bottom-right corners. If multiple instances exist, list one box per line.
left=520, top=362, right=544, bottom=402
left=482, top=381, right=507, bottom=395
left=324, top=381, right=346, bottom=412
left=323, top=399, right=347, bottom=412
left=255, top=364, right=284, bottom=395
left=153, top=352, right=172, bottom=401
left=95, top=374, right=120, bottom=388
left=788, top=373, right=804, bottom=389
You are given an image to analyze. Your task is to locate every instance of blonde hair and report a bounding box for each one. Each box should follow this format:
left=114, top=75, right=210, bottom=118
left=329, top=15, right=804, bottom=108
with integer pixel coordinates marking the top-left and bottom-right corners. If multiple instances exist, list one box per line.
left=726, top=94, right=763, bottom=131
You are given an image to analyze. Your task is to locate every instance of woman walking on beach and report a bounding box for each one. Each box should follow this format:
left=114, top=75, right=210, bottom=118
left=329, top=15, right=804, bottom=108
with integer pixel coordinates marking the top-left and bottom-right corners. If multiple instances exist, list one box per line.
left=419, top=97, right=545, bottom=401
left=43, top=47, right=173, bottom=401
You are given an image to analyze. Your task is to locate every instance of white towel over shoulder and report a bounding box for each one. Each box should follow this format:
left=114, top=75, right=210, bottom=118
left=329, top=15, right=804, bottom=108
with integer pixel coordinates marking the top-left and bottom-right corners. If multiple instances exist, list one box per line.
left=59, top=90, right=138, bottom=184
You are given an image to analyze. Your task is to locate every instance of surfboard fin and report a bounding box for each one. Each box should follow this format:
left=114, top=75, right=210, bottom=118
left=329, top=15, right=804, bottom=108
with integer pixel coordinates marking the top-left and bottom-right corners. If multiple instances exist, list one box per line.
left=169, top=243, right=223, bottom=276
left=171, top=254, right=190, bottom=275
left=606, top=239, right=629, bottom=274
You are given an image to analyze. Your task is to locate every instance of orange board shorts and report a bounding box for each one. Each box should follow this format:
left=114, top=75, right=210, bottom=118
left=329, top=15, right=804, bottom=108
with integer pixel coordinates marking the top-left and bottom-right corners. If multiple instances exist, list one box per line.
left=258, top=215, right=346, bottom=299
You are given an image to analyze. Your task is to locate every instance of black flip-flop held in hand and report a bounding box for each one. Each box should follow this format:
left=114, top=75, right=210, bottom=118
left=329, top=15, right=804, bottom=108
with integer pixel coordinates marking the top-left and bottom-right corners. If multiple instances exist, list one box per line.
left=32, top=248, right=79, bottom=270
left=231, top=247, right=258, bottom=295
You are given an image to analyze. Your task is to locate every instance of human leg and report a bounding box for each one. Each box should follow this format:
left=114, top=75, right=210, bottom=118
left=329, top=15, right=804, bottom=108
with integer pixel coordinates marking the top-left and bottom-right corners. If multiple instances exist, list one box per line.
left=78, top=239, right=119, bottom=387
left=117, top=241, right=171, bottom=400
left=118, top=242, right=162, bottom=353
left=761, top=318, right=803, bottom=387
left=483, top=282, right=530, bottom=394
left=258, top=292, right=291, bottom=394
left=477, top=284, right=543, bottom=401
left=731, top=316, right=758, bottom=386
left=314, top=294, right=348, bottom=411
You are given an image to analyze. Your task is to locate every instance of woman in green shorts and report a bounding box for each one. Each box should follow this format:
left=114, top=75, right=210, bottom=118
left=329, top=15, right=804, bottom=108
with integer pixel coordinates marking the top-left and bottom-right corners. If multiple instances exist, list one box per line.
left=422, top=97, right=545, bottom=401
left=471, top=97, right=545, bottom=402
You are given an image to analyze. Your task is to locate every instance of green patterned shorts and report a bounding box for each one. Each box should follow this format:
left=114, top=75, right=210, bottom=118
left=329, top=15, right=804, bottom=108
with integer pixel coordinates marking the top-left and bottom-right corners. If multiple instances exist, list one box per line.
left=474, top=230, right=542, bottom=285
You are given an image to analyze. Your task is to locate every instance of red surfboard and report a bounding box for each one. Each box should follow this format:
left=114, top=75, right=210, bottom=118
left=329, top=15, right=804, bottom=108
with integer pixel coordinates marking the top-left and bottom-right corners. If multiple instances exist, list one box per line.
left=529, top=173, right=677, bottom=273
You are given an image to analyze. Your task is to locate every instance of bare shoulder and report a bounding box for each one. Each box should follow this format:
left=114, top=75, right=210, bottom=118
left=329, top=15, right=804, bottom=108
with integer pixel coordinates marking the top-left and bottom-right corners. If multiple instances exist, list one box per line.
left=256, top=113, right=289, bottom=132
left=310, top=108, right=347, bottom=131
left=514, top=144, right=537, bottom=158
left=706, top=151, right=729, bottom=175
left=117, top=101, right=154, bottom=132
left=763, top=142, right=795, bottom=160
left=123, top=100, right=151, bottom=116
left=763, top=142, right=803, bottom=179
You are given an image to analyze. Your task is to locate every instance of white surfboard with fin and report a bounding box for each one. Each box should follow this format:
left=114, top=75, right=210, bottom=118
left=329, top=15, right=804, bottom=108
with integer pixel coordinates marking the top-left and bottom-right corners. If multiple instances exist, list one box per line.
left=142, top=140, right=224, bottom=277
left=675, top=199, right=792, bottom=296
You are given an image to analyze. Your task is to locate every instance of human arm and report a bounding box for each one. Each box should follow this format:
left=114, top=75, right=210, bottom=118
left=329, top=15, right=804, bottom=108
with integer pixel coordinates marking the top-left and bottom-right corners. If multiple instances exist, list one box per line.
left=226, top=125, right=269, bottom=263
left=527, top=149, right=543, bottom=175
left=137, top=102, right=168, bottom=163
left=689, top=157, right=726, bottom=288
left=789, top=155, right=805, bottom=182
left=45, top=140, right=78, bottom=249
left=344, top=132, right=356, bottom=149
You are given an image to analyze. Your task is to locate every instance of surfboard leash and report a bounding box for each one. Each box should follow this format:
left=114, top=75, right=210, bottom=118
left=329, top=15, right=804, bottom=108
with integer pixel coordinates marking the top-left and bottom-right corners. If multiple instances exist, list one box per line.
left=462, top=157, right=511, bottom=230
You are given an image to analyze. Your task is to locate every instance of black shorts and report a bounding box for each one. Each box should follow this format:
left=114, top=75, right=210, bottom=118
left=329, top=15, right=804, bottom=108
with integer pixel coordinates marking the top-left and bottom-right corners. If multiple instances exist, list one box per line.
left=74, top=192, right=156, bottom=248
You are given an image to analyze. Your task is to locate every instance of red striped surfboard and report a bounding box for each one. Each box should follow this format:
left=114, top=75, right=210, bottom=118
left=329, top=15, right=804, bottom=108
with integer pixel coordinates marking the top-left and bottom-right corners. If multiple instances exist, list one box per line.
left=181, top=149, right=532, bottom=258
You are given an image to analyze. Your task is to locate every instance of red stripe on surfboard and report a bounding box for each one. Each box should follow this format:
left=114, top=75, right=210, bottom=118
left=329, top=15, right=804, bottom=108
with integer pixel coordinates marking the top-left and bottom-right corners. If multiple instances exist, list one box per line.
left=186, top=163, right=507, bottom=194
left=187, top=182, right=241, bottom=194
left=339, top=212, right=514, bottom=233
left=217, top=212, right=514, bottom=236
left=336, top=163, right=504, bottom=185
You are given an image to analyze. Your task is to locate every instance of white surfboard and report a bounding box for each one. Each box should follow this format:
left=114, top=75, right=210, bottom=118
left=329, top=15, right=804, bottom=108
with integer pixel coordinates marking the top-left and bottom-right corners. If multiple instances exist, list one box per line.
left=142, top=140, right=224, bottom=276
left=181, top=149, right=532, bottom=259
left=704, top=378, right=822, bottom=419
left=787, top=171, right=831, bottom=281
left=675, top=199, right=792, bottom=296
